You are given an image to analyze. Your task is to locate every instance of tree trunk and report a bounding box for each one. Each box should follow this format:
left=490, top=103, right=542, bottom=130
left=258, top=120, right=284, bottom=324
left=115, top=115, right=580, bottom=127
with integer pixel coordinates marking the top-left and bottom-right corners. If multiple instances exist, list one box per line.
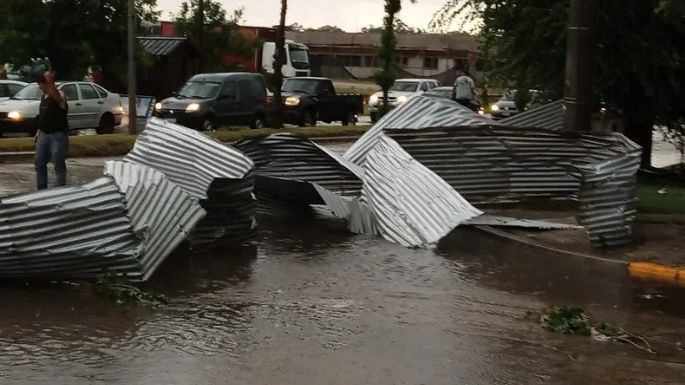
left=623, top=101, right=655, bottom=168
left=271, top=0, right=287, bottom=129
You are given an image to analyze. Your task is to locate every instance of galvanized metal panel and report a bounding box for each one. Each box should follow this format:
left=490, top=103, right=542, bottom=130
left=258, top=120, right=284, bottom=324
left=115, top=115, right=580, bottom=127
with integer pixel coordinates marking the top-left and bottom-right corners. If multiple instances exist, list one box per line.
left=499, top=100, right=565, bottom=131
left=125, top=118, right=257, bottom=247
left=361, top=135, right=483, bottom=247
left=344, top=96, right=497, bottom=166
left=0, top=162, right=205, bottom=281
left=138, top=37, right=186, bottom=57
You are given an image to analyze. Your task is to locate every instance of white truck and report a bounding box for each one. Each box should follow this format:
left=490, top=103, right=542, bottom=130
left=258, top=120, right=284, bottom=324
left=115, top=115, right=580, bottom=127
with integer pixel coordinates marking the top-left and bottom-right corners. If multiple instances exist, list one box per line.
left=261, top=40, right=311, bottom=78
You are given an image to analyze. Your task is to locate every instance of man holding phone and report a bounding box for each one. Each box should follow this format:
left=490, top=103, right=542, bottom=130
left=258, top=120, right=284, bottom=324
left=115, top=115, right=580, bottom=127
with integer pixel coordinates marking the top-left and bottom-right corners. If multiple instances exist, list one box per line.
left=34, top=70, right=69, bottom=190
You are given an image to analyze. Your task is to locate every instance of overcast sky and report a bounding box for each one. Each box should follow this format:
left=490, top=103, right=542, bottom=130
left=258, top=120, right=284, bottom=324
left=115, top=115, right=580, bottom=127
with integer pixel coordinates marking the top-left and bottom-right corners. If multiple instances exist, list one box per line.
left=156, top=0, right=449, bottom=32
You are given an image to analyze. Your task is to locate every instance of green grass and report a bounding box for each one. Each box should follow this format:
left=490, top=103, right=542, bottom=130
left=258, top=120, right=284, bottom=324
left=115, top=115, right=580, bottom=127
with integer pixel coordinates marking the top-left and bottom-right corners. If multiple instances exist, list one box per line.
left=0, top=125, right=370, bottom=158
left=637, top=173, right=685, bottom=214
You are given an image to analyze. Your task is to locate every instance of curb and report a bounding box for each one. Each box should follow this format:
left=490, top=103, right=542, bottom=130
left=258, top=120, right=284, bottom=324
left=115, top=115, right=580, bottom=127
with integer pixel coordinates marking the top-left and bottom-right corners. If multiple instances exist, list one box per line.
left=0, top=151, right=35, bottom=163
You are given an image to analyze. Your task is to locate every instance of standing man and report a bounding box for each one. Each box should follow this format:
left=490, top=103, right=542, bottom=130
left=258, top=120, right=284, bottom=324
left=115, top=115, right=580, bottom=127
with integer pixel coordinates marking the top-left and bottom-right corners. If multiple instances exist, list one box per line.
left=453, top=69, right=477, bottom=112
left=35, top=71, right=69, bottom=190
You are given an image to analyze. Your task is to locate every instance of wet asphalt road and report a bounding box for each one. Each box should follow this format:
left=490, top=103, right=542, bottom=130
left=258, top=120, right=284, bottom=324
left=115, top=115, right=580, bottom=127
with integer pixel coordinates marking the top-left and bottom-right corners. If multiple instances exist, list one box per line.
left=1, top=142, right=685, bottom=384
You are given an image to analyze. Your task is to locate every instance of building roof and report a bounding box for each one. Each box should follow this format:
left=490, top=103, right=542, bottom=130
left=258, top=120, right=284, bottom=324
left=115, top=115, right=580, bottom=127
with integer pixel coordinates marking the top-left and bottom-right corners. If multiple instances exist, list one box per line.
left=138, top=37, right=188, bottom=56
left=285, top=31, right=480, bottom=52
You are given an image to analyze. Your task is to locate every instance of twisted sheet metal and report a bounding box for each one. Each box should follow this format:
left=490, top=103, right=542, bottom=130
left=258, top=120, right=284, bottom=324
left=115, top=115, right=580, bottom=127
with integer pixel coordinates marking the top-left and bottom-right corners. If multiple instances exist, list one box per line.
left=0, top=162, right=205, bottom=281
left=125, top=118, right=257, bottom=247
left=362, top=135, right=482, bottom=247
left=384, top=127, right=641, bottom=247
left=344, top=96, right=497, bottom=166
left=499, top=100, right=565, bottom=131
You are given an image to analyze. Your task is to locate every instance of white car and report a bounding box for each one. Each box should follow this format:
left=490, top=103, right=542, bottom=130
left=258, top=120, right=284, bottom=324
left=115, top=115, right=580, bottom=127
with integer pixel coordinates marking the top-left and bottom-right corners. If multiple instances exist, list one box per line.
left=0, top=80, right=28, bottom=101
left=368, top=78, right=440, bottom=122
left=0, top=81, right=124, bottom=136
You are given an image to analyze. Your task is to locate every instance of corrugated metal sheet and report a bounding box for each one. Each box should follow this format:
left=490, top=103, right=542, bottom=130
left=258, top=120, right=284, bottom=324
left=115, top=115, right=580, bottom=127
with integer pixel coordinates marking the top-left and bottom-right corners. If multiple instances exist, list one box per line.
left=383, top=127, right=641, bottom=247
left=499, top=100, right=565, bottom=131
left=0, top=162, right=205, bottom=281
left=464, top=215, right=582, bottom=230
left=138, top=37, right=186, bottom=56
left=344, top=96, right=497, bottom=166
left=362, top=135, right=483, bottom=247
left=125, top=118, right=257, bottom=247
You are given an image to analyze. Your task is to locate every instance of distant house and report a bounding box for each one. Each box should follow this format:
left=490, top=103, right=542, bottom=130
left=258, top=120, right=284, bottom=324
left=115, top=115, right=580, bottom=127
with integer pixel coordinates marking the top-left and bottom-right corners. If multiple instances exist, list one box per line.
left=285, top=31, right=481, bottom=84
left=137, top=36, right=200, bottom=99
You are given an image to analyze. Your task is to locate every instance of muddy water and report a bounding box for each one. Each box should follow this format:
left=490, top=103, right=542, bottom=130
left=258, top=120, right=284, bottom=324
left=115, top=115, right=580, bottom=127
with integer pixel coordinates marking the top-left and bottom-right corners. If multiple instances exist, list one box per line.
left=2, top=216, right=685, bottom=385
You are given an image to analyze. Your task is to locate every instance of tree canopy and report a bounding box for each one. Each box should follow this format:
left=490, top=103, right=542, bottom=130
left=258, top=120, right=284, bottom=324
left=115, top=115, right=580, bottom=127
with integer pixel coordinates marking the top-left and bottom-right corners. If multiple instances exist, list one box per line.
left=432, top=0, right=685, bottom=165
left=174, top=1, right=253, bottom=72
left=0, top=0, right=159, bottom=86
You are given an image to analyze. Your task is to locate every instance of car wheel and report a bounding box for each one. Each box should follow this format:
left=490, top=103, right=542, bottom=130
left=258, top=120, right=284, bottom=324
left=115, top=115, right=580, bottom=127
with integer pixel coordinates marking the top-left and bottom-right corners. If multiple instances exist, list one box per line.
left=342, top=111, right=356, bottom=126
left=250, top=115, right=265, bottom=129
left=300, top=110, right=317, bottom=127
left=96, top=114, right=115, bottom=135
left=201, top=116, right=216, bottom=131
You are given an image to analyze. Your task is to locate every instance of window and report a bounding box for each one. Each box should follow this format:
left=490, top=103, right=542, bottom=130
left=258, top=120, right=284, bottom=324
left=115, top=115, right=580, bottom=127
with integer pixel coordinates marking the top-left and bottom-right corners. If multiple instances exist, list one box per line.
left=220, top=81, right=238, bottom=99
left=0, top=84, right=7, bottom=97
left=403, top=57, right=408, bottom=66
left=364, top=56, right=373, bottom=67
left=338, top=55, right=361, bottom=67
left=423, top=57, right=439, bottom=70
left=318, top=82, right=333, bottom=96
left=420, top=82, right=429, bottom=92
left=93, top=84, right=108, bottom=98
left=79, top=84, right=99, bottom=100
left=61, top=84, right=78, bottom=101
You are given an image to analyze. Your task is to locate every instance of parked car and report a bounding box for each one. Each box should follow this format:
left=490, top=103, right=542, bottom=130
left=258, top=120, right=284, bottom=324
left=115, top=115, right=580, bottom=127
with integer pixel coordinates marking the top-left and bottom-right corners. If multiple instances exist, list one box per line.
left=490, top=89, right=545, bottom=120
left=424, top=86, right=483, bottom=114
left=0, top=80, right=28, bottom=101
left=0, top=81, right=124, bottom=136
left=280, top=77, right=363, bottom=126
left=153, top=72, right=268, bottom=130
left=368, top=78, right=440, bottom=122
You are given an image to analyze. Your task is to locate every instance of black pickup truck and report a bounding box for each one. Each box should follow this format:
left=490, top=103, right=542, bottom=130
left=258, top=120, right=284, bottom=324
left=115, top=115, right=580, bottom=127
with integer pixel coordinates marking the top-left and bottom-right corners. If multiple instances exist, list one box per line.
left=280, top=77, right=363, bottom=126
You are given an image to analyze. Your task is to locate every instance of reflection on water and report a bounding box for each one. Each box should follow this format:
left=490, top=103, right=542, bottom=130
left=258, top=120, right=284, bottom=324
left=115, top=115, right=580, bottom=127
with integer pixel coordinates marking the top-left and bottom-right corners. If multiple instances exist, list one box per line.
left=1, top=218, right=685, bottom=384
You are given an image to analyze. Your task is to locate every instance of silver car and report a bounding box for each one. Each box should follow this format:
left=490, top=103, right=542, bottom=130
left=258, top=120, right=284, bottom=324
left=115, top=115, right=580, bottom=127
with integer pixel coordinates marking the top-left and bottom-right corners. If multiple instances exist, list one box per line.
left=0, top=80, right=28, bottom=101
left=0, top=81, right=124, bottom=136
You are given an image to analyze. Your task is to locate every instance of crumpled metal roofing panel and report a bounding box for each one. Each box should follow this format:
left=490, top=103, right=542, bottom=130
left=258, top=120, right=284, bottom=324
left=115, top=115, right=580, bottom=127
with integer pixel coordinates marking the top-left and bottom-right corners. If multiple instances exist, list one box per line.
left=384, top=127, right=641, bottom=247
left=125, top=118, right=255, bottom=200
left=362, top=135, right=483, bottom=247
left=0, top=162, right=205, bottom=281
left=499, top=100, right=565, bottom=131
left=344, top=96, right=497, bottom=166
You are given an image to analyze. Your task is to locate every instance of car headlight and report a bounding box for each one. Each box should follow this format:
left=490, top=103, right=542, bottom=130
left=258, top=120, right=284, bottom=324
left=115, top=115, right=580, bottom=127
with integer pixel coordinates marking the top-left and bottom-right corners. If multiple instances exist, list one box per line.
left=397, top=95, right=408, bottom=104
left=490, top=104, right=500, bottom=112
left=369, top=94, right=378, bottom=105
left=155, top=102, right=162, bottom=111
left=186, top=103, right=201, bottom=113
left=285, top=96, right=300, bottom=106
left=7, top=111, right=24, bottom=121
left=113, top=105, right=125, bottom=114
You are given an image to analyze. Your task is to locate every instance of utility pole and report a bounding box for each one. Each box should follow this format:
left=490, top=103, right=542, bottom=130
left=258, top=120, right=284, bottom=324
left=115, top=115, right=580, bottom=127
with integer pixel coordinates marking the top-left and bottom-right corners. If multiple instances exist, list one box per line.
left=127, top=0, right=137, bottom=134
left=563, top=0, right=598, bottom=132
left=197, top=0, right=204, bottom=71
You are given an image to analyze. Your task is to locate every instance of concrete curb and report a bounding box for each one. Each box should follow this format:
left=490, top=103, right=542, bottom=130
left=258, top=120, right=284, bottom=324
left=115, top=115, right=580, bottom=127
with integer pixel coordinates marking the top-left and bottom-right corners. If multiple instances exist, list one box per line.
left=629, top=262, right=685, bottom=287
left=0, top=151, right=35, bottom=163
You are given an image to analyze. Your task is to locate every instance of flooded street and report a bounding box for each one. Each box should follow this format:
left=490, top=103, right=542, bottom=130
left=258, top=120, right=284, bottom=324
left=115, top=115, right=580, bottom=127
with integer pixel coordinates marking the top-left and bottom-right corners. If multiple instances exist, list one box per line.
left=2, top=217, right=685, bottom=384
left=1, top=137, right=685, bottom=384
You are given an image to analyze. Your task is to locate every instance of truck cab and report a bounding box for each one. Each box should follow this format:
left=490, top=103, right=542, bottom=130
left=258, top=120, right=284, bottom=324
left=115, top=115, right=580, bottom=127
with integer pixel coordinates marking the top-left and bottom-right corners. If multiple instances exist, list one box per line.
left=262, top=40, right=311, bottom=78
left=280, top=77, right=362, bottom=126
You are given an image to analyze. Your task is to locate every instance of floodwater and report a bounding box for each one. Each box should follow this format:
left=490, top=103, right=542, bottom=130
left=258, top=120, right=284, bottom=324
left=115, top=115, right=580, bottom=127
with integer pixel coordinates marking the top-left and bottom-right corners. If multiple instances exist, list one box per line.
left=1, top=217, right=685, bottom=385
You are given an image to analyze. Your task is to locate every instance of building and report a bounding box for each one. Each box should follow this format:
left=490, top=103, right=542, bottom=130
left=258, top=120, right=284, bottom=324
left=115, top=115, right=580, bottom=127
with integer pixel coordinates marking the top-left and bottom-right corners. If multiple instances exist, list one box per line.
left=286, top=31, right=481, bottom=84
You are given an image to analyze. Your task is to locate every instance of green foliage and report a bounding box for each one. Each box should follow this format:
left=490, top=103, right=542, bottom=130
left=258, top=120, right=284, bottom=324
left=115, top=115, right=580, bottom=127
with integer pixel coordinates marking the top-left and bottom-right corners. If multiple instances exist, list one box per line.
left=362, top=18, right=424, bottom=33
left=538, top=306, right=655, bottom=353
left=637, top=172, right=685, bottom=214
left=0, top=0, right=159, bottom=87
left=174, top=1, right=253, bottom=72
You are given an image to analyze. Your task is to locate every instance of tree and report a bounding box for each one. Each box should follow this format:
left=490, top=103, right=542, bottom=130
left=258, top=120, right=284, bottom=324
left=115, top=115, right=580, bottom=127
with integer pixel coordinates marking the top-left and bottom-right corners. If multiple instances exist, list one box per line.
left=374, top=1, right=415, bottom=119
left=431, top=0, right=685, bottom=167
left=0, top=0, right=159, bottom=87
left=306, top=25, right=346, bottom=32
left=361, top=18, right=422, bottom=33
left=174, top=1, right=252, bottom=72
left=284, top=22, right=305, bottom=32
left=270, top=0, right=288, bottom=129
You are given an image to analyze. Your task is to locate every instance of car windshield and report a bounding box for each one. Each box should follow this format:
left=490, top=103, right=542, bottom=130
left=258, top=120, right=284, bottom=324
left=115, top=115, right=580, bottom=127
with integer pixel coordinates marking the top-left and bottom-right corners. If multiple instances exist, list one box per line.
left=289, top=47, right=309, bottom=64
left=11, top=83, right=42, bottom=100
left=500, top=90, right=517, bottom=101
left=390, top=81, right=419, bottom=92
left=282, top=79, right=318, bottom=93
left=177, top=81, right=220, bottom=99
